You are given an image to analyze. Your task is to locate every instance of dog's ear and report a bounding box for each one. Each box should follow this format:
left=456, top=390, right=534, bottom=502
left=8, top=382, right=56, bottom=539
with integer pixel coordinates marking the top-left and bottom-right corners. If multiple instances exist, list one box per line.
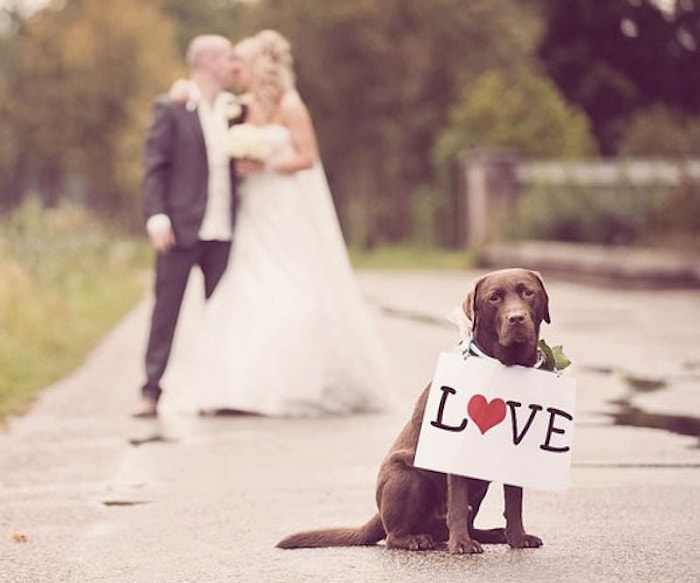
left=530, top=270, right=551, bottom=324
left=463, top=276, right=484, bottom=330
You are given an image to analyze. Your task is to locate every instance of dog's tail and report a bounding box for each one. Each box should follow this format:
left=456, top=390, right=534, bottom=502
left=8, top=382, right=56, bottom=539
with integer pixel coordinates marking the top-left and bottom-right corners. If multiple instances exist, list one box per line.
left=276, top=513, right=385, bottom=549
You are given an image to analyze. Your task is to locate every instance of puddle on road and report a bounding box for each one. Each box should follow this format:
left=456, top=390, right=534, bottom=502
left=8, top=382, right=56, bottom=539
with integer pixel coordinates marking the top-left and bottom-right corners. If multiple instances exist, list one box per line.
left=583, top=364, right=700, bottom=446
left=102, top=499, right=151, bottom=507
left=608, top=399, right=700, bottom=445
left=128, top=434, right=177, bottom=446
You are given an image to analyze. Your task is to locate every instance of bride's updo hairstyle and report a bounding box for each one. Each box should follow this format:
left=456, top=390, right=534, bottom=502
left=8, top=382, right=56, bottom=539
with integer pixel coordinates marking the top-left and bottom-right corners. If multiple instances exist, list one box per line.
left=246, top=29, right=296, bottom=122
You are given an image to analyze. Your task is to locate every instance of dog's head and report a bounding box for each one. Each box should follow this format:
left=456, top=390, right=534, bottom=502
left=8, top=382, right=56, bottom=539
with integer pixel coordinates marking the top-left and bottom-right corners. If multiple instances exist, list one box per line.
left=463, top=268, right=550, bottom=367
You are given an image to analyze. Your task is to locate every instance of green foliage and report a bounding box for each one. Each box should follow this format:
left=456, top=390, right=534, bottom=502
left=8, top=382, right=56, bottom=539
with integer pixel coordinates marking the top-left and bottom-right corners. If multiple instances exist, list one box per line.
left=348, top=244, right=474, bottom=271
left=617, top=106, right=700, bottom=158
left=511, top=183, right=668, bottom=245
left=537, top=0, right=700, bottom=155
left=433, top=69, right=597, bottom=169
left=4, top=0, right=699, bottom=252
left=244, top=0, right=542, bottom=246
left=409, top=185, right=443, bottom=249
left=153, top=0, right=248, bottom=53
left=0, top=201, right=148, bottom=424
left=1, top=0, right=182, bottom=225
left=647, top=181, right=700, bottom=248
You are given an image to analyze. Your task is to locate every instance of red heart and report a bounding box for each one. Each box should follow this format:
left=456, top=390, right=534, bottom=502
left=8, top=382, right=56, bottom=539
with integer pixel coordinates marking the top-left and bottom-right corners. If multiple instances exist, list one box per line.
left=467, top=395, right=506, bottom=434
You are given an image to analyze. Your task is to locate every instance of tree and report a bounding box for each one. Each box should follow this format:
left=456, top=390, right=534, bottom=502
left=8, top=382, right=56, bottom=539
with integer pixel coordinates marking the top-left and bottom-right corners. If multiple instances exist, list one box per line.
left=0, top=1, right=37, bottom=211
left=538, top=0, right=700, bottom=155
left=153, top=0, right=248, bottom=53
left=433, top=69, right=596, bottom=164
left=243, top=0, right=542, bottom=246
left=4, top=0, right=182, bottom=225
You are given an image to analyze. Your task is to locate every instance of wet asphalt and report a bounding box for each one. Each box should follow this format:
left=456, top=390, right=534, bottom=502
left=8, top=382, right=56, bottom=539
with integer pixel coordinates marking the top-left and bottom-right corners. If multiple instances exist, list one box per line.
left=1, top=267, right=699, bottom=582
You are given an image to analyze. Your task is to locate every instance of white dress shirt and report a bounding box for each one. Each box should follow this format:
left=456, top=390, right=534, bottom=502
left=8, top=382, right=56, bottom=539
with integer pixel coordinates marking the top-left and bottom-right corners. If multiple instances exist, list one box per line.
left=197, top=91, right=233, bottom=241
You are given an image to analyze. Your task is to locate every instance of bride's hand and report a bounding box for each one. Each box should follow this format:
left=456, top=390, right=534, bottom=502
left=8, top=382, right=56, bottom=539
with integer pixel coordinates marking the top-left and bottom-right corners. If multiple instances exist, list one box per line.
left=169, top=79, right=192, bottom=104
left=236, top=158, right=265, bottom=176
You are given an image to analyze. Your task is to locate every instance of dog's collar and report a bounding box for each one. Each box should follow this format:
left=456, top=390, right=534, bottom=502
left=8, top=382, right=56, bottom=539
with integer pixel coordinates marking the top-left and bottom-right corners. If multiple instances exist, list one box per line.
left=458, top=338, right=549, bottom=371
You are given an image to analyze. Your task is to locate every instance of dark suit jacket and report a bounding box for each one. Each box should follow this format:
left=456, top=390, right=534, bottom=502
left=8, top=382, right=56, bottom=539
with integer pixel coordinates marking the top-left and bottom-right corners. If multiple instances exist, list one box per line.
left=142, top=94, right=240, bottom=248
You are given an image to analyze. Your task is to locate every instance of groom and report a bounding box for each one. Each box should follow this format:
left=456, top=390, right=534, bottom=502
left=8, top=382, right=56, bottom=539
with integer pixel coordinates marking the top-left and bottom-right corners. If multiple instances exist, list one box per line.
left=134, top=34, right=246, bottom=418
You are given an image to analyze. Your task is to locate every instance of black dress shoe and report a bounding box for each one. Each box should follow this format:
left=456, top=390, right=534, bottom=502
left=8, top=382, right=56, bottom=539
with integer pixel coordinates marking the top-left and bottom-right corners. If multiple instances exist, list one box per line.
left=131, top=398, right=158, bottom=419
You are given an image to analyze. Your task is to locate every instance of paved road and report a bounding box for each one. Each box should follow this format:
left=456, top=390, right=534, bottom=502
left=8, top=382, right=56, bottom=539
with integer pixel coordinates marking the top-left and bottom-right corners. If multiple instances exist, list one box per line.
left=1, top=270, right=699, bottom=582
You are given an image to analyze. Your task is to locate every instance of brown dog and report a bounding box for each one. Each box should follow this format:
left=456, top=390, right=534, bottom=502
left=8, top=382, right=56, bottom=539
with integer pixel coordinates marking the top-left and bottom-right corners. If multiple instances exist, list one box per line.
left=277, top=268, right=550, bottom=553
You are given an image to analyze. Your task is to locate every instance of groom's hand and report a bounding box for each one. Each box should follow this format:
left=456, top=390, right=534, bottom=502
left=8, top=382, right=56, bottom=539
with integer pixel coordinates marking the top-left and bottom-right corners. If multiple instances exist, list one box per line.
left=150, top=227, right=176, bottom=253
left=146, top=214, right=176, bottom=253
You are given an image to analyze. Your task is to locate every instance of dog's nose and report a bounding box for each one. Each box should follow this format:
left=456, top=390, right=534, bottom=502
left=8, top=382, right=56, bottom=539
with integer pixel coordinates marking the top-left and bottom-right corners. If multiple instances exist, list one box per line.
left=506, top=311, right=526, bottom=325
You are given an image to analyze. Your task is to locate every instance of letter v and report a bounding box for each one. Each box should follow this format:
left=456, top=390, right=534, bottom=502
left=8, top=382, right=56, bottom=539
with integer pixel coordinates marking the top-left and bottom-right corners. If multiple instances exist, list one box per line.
left=506, top=401, right=543, bottom=445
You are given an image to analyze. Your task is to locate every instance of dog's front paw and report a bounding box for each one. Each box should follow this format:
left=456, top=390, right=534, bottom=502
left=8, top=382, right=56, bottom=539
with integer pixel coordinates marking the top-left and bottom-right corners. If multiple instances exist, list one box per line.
left=506, top=530, right=543, bottom=549
left=386, top=533, right=434, bottom=551
left=448, top=534, right=483, bottom=555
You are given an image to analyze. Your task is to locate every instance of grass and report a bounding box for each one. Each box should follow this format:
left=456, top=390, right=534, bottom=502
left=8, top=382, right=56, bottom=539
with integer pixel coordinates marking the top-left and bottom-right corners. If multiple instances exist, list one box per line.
left=0, top=202, right=149, bottom=428
left=349, top=245, right=475, bottom=270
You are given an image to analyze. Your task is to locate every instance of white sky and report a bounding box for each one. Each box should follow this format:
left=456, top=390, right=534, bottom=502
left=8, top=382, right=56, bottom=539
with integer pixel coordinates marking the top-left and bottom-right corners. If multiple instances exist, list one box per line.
left=0, top=0, right=51, bottom=16
left=0, top=0, right=48, bottom=10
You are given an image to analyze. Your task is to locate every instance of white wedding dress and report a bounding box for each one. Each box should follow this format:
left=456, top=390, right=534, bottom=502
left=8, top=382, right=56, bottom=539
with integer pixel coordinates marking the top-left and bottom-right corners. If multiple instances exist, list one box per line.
left=161, top=125, right=391, bottom=417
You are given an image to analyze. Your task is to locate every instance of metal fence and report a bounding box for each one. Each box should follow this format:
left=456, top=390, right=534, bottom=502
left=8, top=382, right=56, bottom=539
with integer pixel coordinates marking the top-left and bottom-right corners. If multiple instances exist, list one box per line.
left=516, top=159, right=700, bottom=187
left=459, top=150, right=700, bottom=248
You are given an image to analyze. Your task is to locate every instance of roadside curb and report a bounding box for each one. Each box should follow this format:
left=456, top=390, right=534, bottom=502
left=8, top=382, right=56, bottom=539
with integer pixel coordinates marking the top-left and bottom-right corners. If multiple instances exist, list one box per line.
left=478, top=242, right=700, bottom=289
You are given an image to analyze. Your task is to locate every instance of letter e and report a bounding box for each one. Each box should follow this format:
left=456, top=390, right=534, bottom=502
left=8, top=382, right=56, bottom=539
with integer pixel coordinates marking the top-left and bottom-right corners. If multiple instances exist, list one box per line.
left=540, top=407, right=573, bottom=453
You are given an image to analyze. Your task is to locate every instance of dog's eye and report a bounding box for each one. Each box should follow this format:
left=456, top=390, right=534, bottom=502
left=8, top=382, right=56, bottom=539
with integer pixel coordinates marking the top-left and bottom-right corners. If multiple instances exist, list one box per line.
left=488, top=291, right=502, bottom=302
left=522, top=288, right=535, bottom=298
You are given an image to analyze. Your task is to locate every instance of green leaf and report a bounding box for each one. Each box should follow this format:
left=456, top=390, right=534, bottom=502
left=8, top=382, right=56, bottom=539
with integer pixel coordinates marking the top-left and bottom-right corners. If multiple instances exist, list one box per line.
left=538, top=339, right=571, bottom=372
left=551, top=344, right=572, bottom=371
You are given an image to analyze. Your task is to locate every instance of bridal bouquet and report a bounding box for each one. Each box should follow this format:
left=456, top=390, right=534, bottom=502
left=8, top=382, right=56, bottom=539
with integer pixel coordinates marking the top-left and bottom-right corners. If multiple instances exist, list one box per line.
left=226, top=124, right=273, bottom=161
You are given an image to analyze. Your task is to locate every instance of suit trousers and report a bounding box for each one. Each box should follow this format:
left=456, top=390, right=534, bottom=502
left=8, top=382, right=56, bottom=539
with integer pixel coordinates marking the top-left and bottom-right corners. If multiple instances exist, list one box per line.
left=142, top=239, right=231, bottom=401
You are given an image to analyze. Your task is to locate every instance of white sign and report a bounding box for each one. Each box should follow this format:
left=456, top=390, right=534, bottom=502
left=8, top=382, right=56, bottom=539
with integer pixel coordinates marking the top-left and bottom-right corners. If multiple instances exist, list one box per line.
left=414, top=352, right=576, bottom=491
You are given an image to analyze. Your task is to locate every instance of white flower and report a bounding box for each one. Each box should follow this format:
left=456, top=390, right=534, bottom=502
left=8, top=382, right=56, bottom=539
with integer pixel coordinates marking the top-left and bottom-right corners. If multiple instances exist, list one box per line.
left=226, top=124, right=273, bottom=161
left=226, top=100, right=243, bottom=121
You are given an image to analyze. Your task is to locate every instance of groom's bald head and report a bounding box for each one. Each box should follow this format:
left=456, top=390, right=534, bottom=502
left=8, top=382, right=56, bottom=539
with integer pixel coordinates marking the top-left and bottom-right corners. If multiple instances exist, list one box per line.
left=185, top=34, right=236, bottom=91
left=186, top=34, right=232, bottom=71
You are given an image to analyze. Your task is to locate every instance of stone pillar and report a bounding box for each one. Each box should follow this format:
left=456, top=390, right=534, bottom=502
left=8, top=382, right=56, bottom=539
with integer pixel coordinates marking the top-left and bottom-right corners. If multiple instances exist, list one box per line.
left=460, top=149, right=519, bottom=249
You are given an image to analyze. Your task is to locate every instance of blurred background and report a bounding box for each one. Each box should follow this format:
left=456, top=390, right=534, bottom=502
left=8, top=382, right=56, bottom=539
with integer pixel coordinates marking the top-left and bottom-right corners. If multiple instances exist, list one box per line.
left=1, top=0, right=699, bottom=420
left=2, top=0, right=700, bottom=248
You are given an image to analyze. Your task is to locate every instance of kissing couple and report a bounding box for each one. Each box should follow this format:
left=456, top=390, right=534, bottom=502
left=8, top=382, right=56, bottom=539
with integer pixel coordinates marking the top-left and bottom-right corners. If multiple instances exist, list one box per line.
left=135, top=30, right=392, bottom=419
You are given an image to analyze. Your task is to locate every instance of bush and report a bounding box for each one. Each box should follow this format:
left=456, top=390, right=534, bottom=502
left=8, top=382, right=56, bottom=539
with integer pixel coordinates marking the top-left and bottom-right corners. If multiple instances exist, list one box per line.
left=647, top=180, right=700, bottom=247
left=618, top=106, right=700, bottom=158
left=511, top=184, right=668, bottom=245
left=433, top=68, right=597, bottom=169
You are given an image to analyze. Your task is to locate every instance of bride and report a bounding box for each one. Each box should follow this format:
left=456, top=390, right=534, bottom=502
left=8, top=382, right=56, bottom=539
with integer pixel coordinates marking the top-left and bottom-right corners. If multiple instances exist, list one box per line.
left=162, top=30, right=391, bottom=417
